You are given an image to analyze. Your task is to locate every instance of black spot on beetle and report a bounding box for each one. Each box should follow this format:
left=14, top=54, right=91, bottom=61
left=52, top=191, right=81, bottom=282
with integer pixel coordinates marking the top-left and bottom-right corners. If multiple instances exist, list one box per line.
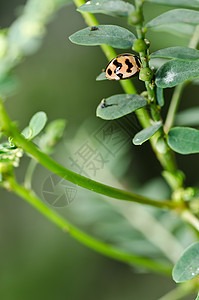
left=117, top=73, right=123, bottom=79
left=125, top=58, right=133, bottom=73
left=135, top=56, right=141, bottom=68
left=113, top=59, right=122, bottom=75
left=107, top=69, right=112, bottom=75
left=113, top=59, right=121, bottom=67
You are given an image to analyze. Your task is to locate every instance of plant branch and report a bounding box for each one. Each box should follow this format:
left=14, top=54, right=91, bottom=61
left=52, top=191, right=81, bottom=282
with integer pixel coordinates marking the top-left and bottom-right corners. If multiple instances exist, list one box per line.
left=132, top=0, right=179, bottom=177
left=1, top=176, right=172, bottom=275
left=158, top=281, right=197, bottom=300
left=164, top=83, right=185, bottom=134
left=0, top=99, right=177, bottom=209
left=72, top=0, right=180, bottom=186
left=24, top=159, right=38, bottom=190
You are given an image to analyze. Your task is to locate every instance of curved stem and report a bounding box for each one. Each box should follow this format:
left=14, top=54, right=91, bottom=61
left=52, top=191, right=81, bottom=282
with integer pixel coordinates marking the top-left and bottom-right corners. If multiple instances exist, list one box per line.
left=0, top=99, right=177, bottom=209
left=1, top=176, right=172, bottom=275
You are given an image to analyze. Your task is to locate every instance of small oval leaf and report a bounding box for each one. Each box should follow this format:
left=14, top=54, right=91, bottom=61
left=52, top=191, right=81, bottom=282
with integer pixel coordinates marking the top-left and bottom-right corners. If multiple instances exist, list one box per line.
left=146, top=9, right=199, bottom=28
left=78, top=0, right=134, bottom=17
left=175, top=107, right=199, bottom=126
left=155, top=60, right=199, bottom=88
left=96, top=94, right=147, bottom=120
left=168, top=127, right=199, bottom=154
left=146, top=0, right=199, bottom=9
left=133, top=122, right=162, bottom=145
left=29, top=111, right=47, bottom=139
left=151, top=47, right=199, bottom=61
left=69, top=25, right=136, bottom=49
left=172, top=242, right=199, bottom=283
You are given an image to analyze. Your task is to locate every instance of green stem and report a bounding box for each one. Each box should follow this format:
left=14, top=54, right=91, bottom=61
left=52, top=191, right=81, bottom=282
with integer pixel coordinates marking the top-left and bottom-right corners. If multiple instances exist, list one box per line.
left=134, top=0, right=156, bottom=102
left=181, top=210, right=199, bottom=232
left=74, top=0, right=138, bottom=97
left=0, top=100, right=177, bottom=209
left=133, top=0, right=178, bottom=176
left=165, top=25, right=199, bottom=133
left=24, top=159, right=38, bottom=190
left=72, top=0, right=179, bottom=181
left=158, top=282, right=197, bottom=300
left=164, top=83, right=185, bottom=134
left=1, top=176, right=172, bottom=275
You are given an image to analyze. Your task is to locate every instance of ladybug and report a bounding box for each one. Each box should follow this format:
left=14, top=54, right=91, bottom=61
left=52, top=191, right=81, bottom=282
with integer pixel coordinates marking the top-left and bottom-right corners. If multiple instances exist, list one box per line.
left=105, top=53, right=141, bottom=80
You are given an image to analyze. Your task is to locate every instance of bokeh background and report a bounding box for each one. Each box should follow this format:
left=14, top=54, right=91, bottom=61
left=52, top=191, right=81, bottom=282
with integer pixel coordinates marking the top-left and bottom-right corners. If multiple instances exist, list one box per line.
left=0, top=1, right=198, bottom=299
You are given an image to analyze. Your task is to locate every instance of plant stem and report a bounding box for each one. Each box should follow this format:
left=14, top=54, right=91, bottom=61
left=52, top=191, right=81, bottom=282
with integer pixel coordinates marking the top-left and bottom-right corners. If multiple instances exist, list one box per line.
left=133, top=0, right=179, bottom=176
left=73, top=0, right=139, bottom=96
left=164, top=83, right=185, bottom=134
left=134, top=0, right=156, bottom=103
left=0, top=99, right=177, bottom=209
left=158, top=282, right=197, bottom=300
left=189, top=25, right=199, bottom=49
left=165, top=25, right=199, bottom=133
left=1, top=176, right=172, bottom=275
left=72, top=0, right=180, bottom=182
left=24, top=159, right=38, bottom=190
left=181, top=210, right=199, bottom=232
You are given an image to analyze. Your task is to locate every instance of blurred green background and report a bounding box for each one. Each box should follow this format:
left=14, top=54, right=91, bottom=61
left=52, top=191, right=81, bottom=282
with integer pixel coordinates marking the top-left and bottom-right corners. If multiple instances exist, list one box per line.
left=0, top=1, right=198, bottom=299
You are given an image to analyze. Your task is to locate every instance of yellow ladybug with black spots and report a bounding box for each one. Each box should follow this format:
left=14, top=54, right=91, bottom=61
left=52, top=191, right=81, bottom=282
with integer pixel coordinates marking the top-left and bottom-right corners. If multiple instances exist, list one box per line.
left=105, top=53, right=141, bottom=80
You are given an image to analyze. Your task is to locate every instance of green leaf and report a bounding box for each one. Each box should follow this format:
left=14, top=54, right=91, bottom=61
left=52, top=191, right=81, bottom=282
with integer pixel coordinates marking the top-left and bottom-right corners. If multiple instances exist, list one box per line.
left=168, top=127, right=199, bottom=154
left=21, top=127, right=33, bottom=139
left=133, top=122, right=162, bottom=145
left=96, top=72, right=107, bottom=81
left=146, top=9, right=199, bottom=28
left=149, top=23, right=195, bottom=37
left=69, top=25, right=136, bottom=49
left=151, top=47, right=199, bottom=61
left=156, top=87, right=164, bottom=107
left=22, top=111, right=47, bottom=140
left=172, top=242, right=199, bottom=283
left=29, top=111, right=47, bottom=139
left=78, top=0, right=134, bottom=17
left=146, top=0, right=199, bottom=9
left=155, top=60, right=199, bottom=88
left=175, top=107, right=199, bottom=126
left=195, top=292, right=199, bottom=300
left=96, top=94, right=147, bottom=120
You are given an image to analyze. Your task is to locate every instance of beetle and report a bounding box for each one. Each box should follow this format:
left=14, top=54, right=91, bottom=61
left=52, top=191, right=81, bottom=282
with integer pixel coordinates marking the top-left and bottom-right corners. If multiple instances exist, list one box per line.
left=105, top=53, right=141, bottom=80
